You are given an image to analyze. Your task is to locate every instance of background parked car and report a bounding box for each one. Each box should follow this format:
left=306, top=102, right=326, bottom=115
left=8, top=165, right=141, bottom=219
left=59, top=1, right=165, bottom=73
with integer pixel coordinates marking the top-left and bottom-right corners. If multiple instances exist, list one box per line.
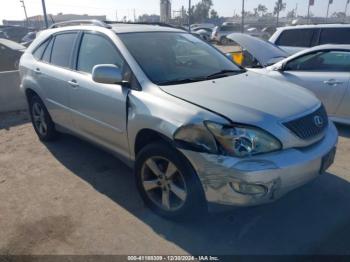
left=270, top=24, right=350, bottom=55
left=191, top=27, right=213, bottom=42
left=211, top=22, right=241, bottom=45
left=245, top=27, right=271, bottom=40
left=0, top=38, right=26, bottom=71
left=0, top=26, right=32, bottom=43
left=21, top=31, right=37, bottom=47
left=227, top=33, right=350, bottom=125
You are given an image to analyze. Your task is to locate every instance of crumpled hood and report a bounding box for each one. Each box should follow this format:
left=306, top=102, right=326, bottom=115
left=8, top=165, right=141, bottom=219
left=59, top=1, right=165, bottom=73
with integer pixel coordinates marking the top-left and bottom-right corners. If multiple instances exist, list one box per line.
left=160, top=71, right=320, bottom=127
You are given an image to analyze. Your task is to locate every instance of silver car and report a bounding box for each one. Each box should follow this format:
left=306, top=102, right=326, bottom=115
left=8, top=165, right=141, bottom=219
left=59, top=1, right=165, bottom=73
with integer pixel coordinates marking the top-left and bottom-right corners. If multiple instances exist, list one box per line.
left=211, top=22, right=241, bottom=45
left=227, top=33, right=350, bottom=125
left=20, top=21, right=338, bottom=219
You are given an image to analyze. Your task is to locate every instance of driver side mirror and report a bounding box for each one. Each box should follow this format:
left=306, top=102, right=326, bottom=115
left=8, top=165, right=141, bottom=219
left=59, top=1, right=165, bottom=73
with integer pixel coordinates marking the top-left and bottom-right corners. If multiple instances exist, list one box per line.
left=92, top=64, right=126, bottom=85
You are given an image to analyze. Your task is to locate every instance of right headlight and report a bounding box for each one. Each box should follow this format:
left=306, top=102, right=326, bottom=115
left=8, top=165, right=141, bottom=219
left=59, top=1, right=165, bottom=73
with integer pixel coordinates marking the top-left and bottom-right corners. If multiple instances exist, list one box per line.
left=174, top=121, right=282, bottom=158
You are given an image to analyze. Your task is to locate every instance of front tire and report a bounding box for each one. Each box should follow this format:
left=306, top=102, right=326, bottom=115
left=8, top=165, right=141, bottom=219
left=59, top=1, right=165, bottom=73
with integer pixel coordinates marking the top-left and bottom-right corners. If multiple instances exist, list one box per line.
left=29, top=95, right=58, bottom=141
left=135, top=142, right=207, bottom=220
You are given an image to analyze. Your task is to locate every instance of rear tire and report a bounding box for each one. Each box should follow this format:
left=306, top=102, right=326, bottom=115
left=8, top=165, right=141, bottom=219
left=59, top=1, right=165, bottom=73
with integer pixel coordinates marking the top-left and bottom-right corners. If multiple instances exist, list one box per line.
left=29, top=95, right=58, bottom=142
left=135, top=142, right=207, bottom=220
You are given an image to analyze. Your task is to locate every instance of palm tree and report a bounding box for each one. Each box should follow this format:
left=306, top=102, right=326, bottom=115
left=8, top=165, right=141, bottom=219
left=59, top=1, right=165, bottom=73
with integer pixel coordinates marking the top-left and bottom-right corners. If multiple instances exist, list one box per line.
left=274, top=0, right=286, bottom=26
left=257, top=4, right=268, bottom=16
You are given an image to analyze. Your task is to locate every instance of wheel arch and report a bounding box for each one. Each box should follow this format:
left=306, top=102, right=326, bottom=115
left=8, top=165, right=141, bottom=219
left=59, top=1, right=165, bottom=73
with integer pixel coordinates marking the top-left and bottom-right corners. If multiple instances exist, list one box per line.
left=134, top=128, right=174, bottom=157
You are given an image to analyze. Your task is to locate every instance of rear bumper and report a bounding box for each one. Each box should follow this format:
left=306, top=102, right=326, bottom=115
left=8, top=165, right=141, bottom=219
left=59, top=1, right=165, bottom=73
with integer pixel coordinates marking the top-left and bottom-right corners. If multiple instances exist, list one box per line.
left=180, top=122, right=338, bottom=207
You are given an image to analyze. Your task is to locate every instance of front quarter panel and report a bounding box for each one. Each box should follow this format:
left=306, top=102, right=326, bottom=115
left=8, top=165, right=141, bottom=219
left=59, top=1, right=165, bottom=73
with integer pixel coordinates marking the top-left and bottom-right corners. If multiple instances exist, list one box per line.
left=127, top=84, right=228, bottom=160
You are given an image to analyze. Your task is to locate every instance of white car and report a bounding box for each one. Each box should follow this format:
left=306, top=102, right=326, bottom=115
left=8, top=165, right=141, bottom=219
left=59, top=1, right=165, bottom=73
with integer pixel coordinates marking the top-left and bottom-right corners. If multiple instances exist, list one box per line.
left=269, top=24, right=350, bottom=55
left=228, top=33, right=350, bottom=125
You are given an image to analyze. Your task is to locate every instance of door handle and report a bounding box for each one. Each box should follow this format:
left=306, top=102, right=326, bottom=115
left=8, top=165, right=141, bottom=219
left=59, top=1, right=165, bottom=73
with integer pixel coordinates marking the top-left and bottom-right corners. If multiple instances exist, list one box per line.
left=323, top=79, right=344, bottom=86
left=68, top=79, right=79, bottom=88
left=34, top=68, right=41, bottom=74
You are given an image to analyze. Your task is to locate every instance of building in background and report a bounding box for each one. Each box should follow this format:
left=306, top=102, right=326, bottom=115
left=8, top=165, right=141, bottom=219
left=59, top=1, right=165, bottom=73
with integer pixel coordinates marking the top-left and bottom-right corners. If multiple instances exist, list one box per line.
left=160, top=0, right=171, bottom=23
left=3, top=13, right=106, bottom=29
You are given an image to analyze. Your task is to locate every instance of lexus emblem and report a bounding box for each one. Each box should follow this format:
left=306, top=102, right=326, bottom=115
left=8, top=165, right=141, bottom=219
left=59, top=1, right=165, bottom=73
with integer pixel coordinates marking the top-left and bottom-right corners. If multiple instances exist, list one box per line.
left=314, top=115, right=324, bottom=128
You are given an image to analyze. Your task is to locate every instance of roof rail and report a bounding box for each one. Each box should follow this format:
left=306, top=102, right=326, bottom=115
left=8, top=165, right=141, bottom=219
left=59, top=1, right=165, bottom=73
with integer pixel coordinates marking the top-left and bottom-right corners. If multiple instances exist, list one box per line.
left=50, top=20, right=112, bottom=29
left=103, top=21, right=185, bottom=30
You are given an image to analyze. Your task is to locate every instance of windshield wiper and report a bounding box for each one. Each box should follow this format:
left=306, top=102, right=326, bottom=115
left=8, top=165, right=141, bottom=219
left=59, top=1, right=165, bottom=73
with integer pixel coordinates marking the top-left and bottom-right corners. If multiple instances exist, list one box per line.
left=157, top=69, right=245, bottom=85
left=205, top=69, right=244, bottom=80
left=158, top=77, right=207, bottom=86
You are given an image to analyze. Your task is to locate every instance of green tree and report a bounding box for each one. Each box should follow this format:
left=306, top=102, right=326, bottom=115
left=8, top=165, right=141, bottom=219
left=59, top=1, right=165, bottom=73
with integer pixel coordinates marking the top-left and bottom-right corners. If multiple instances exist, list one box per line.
left=287, top=9, right=296, bottom=19
left=210, top=9, right=219, bottom=19
left=191, top=0, right=213, bottom=23
left=332, top=12, right=346, bottom=18
left=258, top=4, right=268, bottom=16
left=273, top=1, right=286, bottom=15
left=274, top=0, right=286, bottom=25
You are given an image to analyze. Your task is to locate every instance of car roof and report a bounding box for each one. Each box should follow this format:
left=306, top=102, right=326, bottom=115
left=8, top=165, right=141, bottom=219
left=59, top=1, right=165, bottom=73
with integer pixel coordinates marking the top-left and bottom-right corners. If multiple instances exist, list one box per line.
left=306, top=44, right=350, bottom=52
left=276, top=44, right=350, bottom=66
left=277, top=24, right=350, bottom=31
left=110, top=23, right=185, bottom=33
left=45, top=23, right=185, bottom=34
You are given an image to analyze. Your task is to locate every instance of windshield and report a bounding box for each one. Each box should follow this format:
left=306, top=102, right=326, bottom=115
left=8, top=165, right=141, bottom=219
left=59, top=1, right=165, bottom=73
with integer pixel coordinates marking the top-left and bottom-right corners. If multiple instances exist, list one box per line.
left=119, top=32, right=243, bottom=85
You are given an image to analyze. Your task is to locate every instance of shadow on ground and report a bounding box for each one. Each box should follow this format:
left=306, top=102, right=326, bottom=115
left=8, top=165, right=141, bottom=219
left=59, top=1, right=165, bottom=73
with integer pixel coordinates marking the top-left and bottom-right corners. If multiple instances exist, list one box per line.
left=336, top=123, right=350, bottom=138
left=43, top=125, right=350, bottom=255
left=0, top=111, right=29, bottom=130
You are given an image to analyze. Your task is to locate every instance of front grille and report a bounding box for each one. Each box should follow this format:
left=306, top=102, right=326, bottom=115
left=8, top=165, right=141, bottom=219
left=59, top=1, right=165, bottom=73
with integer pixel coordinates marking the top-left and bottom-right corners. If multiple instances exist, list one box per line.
left=283, top=105, right=328, bottom=140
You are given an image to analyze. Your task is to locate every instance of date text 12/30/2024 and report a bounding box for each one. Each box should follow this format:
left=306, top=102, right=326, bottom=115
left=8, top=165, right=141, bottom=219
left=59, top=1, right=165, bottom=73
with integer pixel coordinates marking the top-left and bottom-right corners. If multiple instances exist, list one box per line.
left=127, top=256, right=220, bottom=261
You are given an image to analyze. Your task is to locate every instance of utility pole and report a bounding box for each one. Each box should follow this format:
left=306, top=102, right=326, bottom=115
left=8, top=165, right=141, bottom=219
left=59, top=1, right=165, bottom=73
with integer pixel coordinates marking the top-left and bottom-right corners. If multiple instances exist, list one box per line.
left=188, top=0, right=191, bottom=32
left=20, top=0, right=29, bottom=27
left=41, top=0, right=49, bottom=28
left=116, top=10, right=118, bottom=21
left=326, top=1, right=331, bottom=20
left=345, top=0, right=349, bottom=22
left=241, top=0, right=245, bottom=33
left=307, top=1, right=312, bottom=24
left=134, top=9, right=136, bottom=22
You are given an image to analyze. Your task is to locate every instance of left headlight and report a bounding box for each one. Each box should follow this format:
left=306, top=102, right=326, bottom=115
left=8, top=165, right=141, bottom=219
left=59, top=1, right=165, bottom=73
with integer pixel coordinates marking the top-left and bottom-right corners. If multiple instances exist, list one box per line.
left=174, top=121, right=282, bottom=158
left=206, top=122, right=282, bottom=157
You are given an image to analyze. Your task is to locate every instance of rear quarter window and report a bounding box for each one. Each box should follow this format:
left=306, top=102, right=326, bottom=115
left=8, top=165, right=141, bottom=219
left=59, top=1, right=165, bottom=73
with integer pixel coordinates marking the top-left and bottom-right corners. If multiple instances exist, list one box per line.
left=319, top=28, right=350, bottom=45
left=32, top=39, right=49, bottom=60
left=276, top=29, right=315, bottom=47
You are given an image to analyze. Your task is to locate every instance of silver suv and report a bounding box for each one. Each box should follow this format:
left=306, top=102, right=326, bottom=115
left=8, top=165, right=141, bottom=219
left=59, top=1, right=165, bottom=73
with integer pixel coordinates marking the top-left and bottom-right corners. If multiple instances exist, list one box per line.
left=20, top=21, right=338, bottom=219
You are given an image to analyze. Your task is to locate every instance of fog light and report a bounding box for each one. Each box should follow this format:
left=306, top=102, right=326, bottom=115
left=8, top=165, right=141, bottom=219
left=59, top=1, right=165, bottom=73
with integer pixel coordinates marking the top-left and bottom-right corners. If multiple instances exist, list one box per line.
left=230, top=182, right=267, bottom=195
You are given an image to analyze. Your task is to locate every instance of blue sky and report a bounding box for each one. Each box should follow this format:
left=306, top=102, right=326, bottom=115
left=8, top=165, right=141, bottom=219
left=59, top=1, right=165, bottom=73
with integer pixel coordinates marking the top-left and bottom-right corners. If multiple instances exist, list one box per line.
left=1, top=0, right=349, bottom=22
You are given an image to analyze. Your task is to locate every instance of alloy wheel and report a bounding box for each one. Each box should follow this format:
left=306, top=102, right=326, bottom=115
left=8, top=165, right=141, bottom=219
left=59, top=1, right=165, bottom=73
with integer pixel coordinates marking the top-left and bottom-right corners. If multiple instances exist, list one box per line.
left=32, top=102, right=48, bottom=136
left=141, top=156, right=188, bottom=211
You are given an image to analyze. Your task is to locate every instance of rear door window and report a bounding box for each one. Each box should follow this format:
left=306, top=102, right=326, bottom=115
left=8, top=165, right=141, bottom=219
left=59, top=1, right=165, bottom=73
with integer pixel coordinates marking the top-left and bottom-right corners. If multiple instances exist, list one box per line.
left=276, top=29, right=315, bottom=47
left=319, top=28, right=350, bottom=45
left=50, top=33, right=77, bottom=68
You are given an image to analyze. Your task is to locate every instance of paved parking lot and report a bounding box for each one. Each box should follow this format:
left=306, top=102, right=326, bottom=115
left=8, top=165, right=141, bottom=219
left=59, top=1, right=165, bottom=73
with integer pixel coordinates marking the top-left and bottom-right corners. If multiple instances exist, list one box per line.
left=0, top=111, right=350, bottom=255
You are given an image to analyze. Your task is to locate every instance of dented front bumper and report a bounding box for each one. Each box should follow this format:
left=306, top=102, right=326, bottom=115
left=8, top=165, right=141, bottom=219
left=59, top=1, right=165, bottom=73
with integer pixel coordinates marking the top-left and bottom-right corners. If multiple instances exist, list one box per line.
left=180, top=122, right=338, bottom=208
